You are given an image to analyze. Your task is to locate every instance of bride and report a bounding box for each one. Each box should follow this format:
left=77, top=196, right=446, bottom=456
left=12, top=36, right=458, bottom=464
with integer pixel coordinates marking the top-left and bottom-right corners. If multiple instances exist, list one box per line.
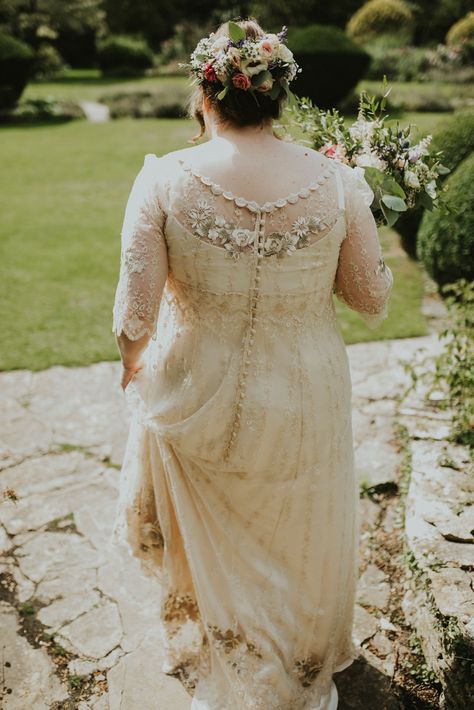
left=110, top=16, right=393, bottom=710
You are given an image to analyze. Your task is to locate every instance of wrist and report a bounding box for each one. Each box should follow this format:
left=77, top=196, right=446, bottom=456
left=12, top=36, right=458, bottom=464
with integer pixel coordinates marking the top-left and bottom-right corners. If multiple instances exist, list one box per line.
left=122, top=360, right=141, bottom=371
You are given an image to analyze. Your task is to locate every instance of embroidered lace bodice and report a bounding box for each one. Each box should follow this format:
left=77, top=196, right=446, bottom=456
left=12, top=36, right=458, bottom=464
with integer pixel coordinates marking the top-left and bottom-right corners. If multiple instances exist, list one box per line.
left=110, top=147, right=394, bottom=710
left=112, top=150, right=393, bottom=344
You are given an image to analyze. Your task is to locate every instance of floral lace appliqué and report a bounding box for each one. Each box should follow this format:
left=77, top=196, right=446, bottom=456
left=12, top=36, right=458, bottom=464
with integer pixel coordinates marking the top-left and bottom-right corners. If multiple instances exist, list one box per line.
left=185, top=199, right=335, bottom=259
left=207, top=621, right=264, bottom=664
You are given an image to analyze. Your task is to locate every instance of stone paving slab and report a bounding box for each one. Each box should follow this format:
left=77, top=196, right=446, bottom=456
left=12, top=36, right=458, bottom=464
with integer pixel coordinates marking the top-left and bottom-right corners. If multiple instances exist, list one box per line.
left=0, top=335, right=444, bottom=708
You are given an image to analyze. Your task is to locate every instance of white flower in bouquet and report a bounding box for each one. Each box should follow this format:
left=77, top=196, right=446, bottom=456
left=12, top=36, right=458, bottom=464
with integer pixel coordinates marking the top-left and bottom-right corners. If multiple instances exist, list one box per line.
left=211, top=36, right=230, bottom=53
left=241, top=59, right=268, bottom=77
left=408, top=135, right=432, bottom=162
left=277, top=43, right=294, bottom=63
left=404, top=170, right=421, bottom=189
left=355, top=152, right=387, bottom=171
left=349, top=118, right=376, bottom=143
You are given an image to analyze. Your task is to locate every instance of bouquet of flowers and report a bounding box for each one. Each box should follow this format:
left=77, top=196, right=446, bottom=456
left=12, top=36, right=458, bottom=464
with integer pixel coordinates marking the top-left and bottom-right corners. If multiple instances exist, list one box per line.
left=288, top=79, right=450, bottom=227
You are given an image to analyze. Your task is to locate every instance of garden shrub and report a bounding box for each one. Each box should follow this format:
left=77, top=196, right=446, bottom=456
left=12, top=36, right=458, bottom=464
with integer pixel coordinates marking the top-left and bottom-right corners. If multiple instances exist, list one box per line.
left=286, top=25, right=371, bottom=109
left=97, top=35, right=154, bottom=76
left=430, top=108, right=474, bottom=172
left=365, top=44, right=430, bottom=81
left=0, top=32, right=34, bottom=109
left=33, top=43, right=66, bottom=80
left=397, top=109, right=474, bottom=257
left=100, top=91, right=186, bottom=118
left=446, top=11, right=474, bottom=45
left=0, top=97, right=85, bottom=124
left=347, top=0, right=415, bottom=45
left=417, top=151, right=474, bottom=288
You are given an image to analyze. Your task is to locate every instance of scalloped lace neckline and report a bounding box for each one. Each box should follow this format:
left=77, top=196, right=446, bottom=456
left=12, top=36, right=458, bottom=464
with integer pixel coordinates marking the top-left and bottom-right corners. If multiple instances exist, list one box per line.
left=179, top=158, right=337, bottom=213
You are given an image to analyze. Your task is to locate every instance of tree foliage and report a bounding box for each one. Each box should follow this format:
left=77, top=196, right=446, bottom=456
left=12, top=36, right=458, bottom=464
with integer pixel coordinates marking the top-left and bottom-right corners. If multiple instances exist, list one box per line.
left=249, top=0, right=365, bottom=31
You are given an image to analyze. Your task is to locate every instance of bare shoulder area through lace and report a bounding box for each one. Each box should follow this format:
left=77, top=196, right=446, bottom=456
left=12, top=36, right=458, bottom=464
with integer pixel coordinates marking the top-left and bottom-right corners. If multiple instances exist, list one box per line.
left=168, top=155, right=345, bottom=260
left=112, top=151, right=393, bottom=341
left=179, top=157, right=338, bottom=213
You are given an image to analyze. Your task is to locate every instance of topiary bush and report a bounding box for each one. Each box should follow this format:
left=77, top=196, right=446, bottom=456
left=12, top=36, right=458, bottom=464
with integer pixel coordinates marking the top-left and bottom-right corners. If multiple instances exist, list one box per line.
left=430, top=108, right=474, bottom=172
left=446, top=11, right=474, bottom=46
left=397, top=109, right=474, bottom=258
left=0, top=32, right=34, bottom=109
left=33, top=43, right=66, bottom=80
left=97, top=35, right=154, bottom=76
left=286, top=25, right=371, bottom=109
left=417, top=151, right=474, bottom=288
left=347, top=0, right=415, bottom=45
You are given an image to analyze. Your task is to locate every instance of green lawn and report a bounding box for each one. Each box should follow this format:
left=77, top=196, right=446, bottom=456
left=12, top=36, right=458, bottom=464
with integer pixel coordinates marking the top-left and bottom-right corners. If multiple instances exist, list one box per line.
left=360, top=78, right=474, bottom=107
left=0, top=118, right=193, bottom=370
left=24, top=68, right=189, bottom=102
left=2, top=71, right=441, bottom=371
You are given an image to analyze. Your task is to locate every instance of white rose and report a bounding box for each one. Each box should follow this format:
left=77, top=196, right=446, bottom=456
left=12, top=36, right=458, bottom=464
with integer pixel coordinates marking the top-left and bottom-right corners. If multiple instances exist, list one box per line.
left=241, top=59, right=268, bottom=77
left=404, top=170, right=421, bottom=189
left=263, top=33, right=280, bottom=49
left=277, top=44, right=293, bottom=63
left=211, top=36, right=229, bottom=53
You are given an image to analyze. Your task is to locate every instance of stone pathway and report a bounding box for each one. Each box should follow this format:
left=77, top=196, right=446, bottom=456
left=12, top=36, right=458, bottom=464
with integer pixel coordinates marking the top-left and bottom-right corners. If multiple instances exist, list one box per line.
left=0, top=334, right=467, bottom=709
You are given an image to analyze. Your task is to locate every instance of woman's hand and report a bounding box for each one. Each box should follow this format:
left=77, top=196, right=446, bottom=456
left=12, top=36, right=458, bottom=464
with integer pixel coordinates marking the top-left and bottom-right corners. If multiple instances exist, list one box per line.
left=120, top=361, right=144, bottom=391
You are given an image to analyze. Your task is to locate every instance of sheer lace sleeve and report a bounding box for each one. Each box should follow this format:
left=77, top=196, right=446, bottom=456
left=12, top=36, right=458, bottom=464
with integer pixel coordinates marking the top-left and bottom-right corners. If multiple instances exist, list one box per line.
left=112, top=154, right=169, bottom=341
left=334, top=163, right=394, bottom=329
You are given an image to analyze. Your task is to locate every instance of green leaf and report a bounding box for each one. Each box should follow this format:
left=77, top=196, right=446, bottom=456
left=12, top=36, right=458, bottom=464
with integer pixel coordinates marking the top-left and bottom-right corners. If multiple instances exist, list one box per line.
left=380, top=202, right=399, bottom=227
left=228, top=21, right=246, bottom=43
left=252, top=70, right=272, bottom=87
left=419, top=190, right=434, bottom=210
left=217, top=86, right=228, bottom=100
left=437, top=164, right=451, bottom=175
left=381, top=194, right=407, bottom=212
left=270, top=83, right=281, bottom=100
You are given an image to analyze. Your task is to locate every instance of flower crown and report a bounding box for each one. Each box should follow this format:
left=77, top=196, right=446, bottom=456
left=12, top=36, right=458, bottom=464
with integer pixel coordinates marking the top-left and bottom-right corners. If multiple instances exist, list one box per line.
left=182, top=22, right=301, bottom=101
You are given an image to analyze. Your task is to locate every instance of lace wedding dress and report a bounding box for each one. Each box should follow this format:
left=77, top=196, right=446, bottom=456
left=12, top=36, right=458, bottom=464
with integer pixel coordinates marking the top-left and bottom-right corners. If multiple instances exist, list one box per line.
left=110, top=149, right=393, bottom=710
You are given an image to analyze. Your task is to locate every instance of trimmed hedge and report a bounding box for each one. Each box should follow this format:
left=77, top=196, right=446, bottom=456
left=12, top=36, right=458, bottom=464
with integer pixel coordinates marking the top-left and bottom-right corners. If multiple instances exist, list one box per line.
left=430, top=109, right=474, bottom=172
left=397, top=109, right=474, bottom=258
left=446, top=11, right=474, bottom=46
left=0, top=32, right=34, bottom=109
left=347, top=0, right=414, bottom=44
left=417, top=151, right=474, bottom=288
left=286, top=25, right=371, bottom=109
left=97, top=35, right=154, bottom=76
left=100, top=91, right=186, bottom=118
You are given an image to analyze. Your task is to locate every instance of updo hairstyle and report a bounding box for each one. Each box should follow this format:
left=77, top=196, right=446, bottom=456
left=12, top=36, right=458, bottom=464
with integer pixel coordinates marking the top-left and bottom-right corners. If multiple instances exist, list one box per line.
left=187, top=18, right=288, bottom=141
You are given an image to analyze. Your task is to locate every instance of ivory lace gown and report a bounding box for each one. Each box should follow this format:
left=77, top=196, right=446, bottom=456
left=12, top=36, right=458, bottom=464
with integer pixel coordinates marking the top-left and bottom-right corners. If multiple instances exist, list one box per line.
left=110, top=148, right=393, bottom=710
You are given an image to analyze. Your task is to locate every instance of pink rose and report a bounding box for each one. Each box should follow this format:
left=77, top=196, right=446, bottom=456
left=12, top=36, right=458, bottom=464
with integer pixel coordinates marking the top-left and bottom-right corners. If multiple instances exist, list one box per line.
left=257, top=77, right=274, bottom=93
left=319, top=143, right=338, bottom=158
left=258, top=40, right=274, bottom=59
left=204, top=63, right=217, bottom=82
left=232, top=72, right=251, bottom=90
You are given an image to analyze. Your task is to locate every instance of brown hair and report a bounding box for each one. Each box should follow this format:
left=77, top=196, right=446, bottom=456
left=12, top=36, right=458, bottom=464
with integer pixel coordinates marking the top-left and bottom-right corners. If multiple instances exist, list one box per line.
left=187, top=17, right=287, bottom=142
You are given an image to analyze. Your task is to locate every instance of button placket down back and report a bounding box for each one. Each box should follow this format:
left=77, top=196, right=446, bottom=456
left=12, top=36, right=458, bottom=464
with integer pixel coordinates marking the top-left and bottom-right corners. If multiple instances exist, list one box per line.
left=222, top=210, right=266, bottom=463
